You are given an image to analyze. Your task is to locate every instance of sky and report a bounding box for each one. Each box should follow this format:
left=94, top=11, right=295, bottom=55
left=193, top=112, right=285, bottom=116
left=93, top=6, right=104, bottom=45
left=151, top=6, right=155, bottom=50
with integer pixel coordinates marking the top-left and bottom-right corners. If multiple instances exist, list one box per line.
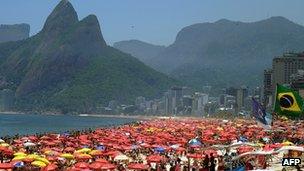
left=0, top=0, right=304, bottom=46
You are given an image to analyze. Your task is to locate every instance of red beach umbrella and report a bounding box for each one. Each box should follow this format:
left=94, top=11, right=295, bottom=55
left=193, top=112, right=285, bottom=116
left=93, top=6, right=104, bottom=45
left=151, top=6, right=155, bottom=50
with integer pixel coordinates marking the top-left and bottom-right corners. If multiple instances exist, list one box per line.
left=75, top=162, right=90, bottom=169
left=64, top=147, right=75, bottom=153
left=127, top=163, right=149, bottom=170
left=0, top=163, right=13, bottom=169
left=42, top=163, right=58, bottom=171
left=147, top=154, right=164, bottom=163
left=99, top=163, right=116, bottom=170
left=75, top=154, right=92, bottom=161
left=95, top=158, right=109, bottom=164
left=103, top=151, right=120, bottom=157
left=89, top=162, right=103, bottom=170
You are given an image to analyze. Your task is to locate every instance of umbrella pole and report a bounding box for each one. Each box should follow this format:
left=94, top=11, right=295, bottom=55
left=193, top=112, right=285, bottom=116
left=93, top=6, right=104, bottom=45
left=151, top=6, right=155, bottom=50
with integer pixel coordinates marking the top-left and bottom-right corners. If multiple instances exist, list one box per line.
left=188, top=157, right=190, bottom=171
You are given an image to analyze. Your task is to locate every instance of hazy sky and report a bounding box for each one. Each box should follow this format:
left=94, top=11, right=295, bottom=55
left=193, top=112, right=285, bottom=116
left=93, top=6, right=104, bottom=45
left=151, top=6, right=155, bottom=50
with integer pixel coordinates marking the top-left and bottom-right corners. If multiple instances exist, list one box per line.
left=0, top=0, right=303, bottom=46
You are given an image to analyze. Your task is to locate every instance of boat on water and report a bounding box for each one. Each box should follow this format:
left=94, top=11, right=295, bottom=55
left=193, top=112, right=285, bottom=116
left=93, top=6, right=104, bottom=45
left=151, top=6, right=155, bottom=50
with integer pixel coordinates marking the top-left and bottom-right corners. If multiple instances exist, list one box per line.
left=79, top=114, right=89, bottom=117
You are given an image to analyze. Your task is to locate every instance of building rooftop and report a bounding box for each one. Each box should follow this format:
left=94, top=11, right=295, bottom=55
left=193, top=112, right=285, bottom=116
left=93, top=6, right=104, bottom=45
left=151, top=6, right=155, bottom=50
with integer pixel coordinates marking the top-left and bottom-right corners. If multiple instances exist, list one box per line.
left=282, top=52, right=304, bottom=58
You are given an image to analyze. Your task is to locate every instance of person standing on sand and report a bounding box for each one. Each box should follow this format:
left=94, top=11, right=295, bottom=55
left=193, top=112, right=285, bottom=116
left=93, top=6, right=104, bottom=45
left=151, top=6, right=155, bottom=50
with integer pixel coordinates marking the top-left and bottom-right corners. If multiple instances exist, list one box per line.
left=203, top=154, right=209, bottom=169
left=209, top=153, right=216, bottom=171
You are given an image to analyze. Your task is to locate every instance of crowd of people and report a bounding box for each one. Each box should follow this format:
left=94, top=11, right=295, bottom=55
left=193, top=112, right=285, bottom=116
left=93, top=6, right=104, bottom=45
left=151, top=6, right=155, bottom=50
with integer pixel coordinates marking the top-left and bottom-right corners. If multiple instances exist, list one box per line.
left=0, top=117, right=303, bottom=170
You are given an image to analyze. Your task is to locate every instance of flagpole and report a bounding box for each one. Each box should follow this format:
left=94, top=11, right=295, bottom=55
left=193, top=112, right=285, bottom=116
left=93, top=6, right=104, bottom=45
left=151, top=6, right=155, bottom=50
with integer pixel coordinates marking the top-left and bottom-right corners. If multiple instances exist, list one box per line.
left=272, top=84, right=279, bottom=122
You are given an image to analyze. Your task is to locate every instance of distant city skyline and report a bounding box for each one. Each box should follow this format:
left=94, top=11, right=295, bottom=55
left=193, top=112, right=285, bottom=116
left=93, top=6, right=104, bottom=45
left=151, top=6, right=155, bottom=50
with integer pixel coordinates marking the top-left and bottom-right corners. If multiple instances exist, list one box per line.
left=0, top=0, right=304, bottom=46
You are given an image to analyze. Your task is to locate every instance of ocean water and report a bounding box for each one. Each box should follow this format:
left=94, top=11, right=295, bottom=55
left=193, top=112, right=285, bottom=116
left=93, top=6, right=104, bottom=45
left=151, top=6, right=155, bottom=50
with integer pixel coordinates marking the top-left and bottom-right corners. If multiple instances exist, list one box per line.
left=0, top=113, right=138, bottom=137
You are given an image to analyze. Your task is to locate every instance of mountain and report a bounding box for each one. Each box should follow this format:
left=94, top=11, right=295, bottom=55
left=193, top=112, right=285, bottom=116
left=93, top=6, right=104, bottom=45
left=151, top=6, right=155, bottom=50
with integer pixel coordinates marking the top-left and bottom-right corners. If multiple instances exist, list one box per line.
left=0, top=24, right=30, bottom=43
left=116, top=17, right=304, bottom=90
left=0, top=0, right=176, bottom=113
left=113, top=40, right=165, bottom=65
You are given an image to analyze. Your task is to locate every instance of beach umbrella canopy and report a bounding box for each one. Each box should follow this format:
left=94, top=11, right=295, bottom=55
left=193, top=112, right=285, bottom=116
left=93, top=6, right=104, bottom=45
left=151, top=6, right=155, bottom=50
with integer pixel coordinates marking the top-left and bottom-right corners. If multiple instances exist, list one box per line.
left=147, top=154, right=164, bottom=163
left=75, top=162, right=90, bottom=169
left=14, top=152, right=27, bottom=156
left=127, top=163, right=149, bottom=170
left=24, top=142, right=36, bottom=147
left=96, top=145, right=105, bottom=151
left=26, top=154, right=40, bottom=160
left=12, top=155, right=26, bottom=161
left=154, top=146, right=165, bottom=153
left=13, top=161, right=25, bottom=168
left=46, top=156, right=57, bottom=162
left=36, top=157, right=50, bottom=164
left=103, top=150, right=120, bottom=157
left=188, top=138, right=202, bottom=147
left=0, top=146, right=7, bottom=151
left=75, top=153, right=92, bottom=160
left=0, top=163, right=13, bottom=169
left=90, top=150, right=103, bottom=156
left=42, top=164, right=58, bottom=171
left=31, top=160, right=47, bottom=168
left=114, top=154, right=130, bottom=161
left=64, top=147, right=75, bottom=152
left=282, top=141, right=294, bottom=146
left=89, top=162, right=103, bottom=170
left=0, top=143, right=9, bottom=147
left=99, top=163, right=116, bottom=170
left=60, top=153, right=74, bottom=159
left=170, top=144, right=180, bottom=149
left=76, top=148, right=92, bottom=153
left=95, top=158, right=109, bottom=164
left=23, top=157, right=35, bottom=163
left=1, top=148, right=13, bottom=156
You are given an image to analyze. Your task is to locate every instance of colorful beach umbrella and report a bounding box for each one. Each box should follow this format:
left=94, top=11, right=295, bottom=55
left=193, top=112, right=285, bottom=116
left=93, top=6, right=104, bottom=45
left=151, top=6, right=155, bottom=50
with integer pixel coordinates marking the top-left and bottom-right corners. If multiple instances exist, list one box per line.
left=75, top=162, right=89, bottom=169
left=0, top=163, right=13, bottom=169
left=127, top=163, right=149, bottom=170
left=60, top=153, right=74, bottom=159
left=31, top=160, right=47, bottom=168
left=42, top=163, right=58, bottom=171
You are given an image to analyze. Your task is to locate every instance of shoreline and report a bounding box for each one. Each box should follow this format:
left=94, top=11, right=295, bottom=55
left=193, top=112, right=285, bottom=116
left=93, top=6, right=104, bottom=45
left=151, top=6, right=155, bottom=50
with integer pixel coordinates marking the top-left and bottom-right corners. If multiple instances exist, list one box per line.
left=0, top=111, right=246, bottom=122
left=0, top=111, right=217, bottom=120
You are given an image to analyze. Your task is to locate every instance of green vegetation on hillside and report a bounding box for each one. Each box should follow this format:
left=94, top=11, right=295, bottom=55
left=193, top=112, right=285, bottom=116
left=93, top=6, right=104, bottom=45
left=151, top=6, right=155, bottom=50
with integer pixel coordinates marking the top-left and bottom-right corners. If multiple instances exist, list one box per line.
left=0, top=1, right=177, bottom=114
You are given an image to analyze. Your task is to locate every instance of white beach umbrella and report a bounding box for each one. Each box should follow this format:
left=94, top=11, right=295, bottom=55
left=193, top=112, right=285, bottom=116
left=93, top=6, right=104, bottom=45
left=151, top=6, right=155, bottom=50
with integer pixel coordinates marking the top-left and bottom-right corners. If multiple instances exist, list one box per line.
left=24, top=142, right=36, bottom=147
left=114, top=154, right=130, bottom=161
left=180, top=156, right=188, bottom=162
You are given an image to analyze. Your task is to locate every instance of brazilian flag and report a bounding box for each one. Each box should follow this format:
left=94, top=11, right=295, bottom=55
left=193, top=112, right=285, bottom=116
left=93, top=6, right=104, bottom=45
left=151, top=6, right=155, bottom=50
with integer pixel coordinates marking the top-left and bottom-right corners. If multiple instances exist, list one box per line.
left=274, top=84, right=304, bottom=117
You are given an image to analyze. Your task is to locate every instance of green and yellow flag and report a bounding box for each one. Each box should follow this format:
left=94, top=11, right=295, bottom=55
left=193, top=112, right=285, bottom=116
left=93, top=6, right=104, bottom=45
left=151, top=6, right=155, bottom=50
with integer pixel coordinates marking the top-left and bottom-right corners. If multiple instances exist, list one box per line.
left=274, top=84, right=303, bottom=117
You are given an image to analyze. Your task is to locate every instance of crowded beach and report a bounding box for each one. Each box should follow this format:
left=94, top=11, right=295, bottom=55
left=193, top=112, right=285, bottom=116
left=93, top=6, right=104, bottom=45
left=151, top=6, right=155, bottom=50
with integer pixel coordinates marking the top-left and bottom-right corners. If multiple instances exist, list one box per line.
left=0, top=118, right=304, bottom=171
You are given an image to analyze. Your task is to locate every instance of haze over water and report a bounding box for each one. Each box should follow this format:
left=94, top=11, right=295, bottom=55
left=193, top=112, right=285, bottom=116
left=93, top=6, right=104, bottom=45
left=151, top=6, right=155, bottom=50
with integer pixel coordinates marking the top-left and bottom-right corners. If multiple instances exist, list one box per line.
left=0, top=113, right=138, bottom=136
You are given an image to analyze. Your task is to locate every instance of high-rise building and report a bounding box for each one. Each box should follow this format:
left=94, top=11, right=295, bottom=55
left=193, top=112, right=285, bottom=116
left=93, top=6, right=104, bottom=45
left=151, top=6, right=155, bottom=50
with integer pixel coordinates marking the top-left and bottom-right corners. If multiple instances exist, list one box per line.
left=182, top=95, right=193, bottom=115
left=224, top=95, right=236, bottom=109
left=170, top=86, right=183, bottom=115
left=264, top=52, right=304, bottom=107
left=164, top=86, right=184, bottom=115
left=164, top=91, right=172, bottom=115
left=226, top=87, right=238, bottom=97
left=263, top=69, right=273, bottom=106
left=182, top=86, right=192, bottom=96
left=253, top=86, right=262, bottom=102
left=192, top=92, right=209, bottom=116
left=290, top=70, right=304, bottom=98
left=219, top=94, right=226, bottom=106
left=272, top=52, right=304, bottom=89
left=236, top=86, right=248, bottom=112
